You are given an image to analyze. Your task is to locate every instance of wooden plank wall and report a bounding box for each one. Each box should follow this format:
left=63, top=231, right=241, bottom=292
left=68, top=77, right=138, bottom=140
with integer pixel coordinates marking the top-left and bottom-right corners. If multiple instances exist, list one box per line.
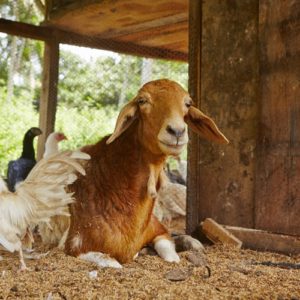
left=188, top=0, right=259, bottom=235
left=189, top=0, right=300, bottom=237
left=255, top=0, right=300, bottom=235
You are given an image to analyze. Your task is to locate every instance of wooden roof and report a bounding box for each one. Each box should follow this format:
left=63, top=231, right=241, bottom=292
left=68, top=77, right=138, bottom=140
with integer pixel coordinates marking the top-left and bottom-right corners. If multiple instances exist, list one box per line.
left=45, top=0, right=189, bottom=61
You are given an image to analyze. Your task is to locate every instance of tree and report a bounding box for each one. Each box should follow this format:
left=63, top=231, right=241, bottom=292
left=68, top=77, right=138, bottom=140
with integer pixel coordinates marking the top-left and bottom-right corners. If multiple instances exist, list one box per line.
left=0, top=0, right=44, bottom=101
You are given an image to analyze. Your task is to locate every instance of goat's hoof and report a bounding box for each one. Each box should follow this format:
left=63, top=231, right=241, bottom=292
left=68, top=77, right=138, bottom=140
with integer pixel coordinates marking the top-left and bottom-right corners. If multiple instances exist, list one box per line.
left=164, top=252, right=180, bottom=263
left=79, top=252, right=123, bottom=269
left=108, top=260, right=123, bottom=269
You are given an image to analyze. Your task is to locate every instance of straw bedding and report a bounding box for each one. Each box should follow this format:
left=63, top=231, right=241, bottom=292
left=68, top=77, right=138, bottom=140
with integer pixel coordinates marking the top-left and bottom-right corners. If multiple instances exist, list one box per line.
left=0, top=242, right=299, bottom=299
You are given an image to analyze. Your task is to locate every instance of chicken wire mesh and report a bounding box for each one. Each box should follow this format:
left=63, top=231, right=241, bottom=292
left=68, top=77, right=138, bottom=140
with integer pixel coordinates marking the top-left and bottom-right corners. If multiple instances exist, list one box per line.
left=0, top=32, right=42, bottom=176
left=0, top=1, right=188, bottom=181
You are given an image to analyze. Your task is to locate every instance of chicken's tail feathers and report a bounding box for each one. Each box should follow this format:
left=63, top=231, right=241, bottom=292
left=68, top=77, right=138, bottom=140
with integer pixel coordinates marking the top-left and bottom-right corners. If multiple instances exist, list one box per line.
left=0, top=235, right=21, bottom=252
left=14, top=150, right=90, bottom=224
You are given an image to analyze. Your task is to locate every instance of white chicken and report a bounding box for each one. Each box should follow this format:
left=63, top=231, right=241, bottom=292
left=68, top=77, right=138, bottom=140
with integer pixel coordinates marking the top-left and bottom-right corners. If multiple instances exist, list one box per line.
left=43, top=132, right=67, bottom=158
left=176, top=156, right=187, bottom=182
left=154, top=180, right=186, bottom=232
left=0, top=150, right=90, bottom=270
left=38, top=132, right=71, bottom=248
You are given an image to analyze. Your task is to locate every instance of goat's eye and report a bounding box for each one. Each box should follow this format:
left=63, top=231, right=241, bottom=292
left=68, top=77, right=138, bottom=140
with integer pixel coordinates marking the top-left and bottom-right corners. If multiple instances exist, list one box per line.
left=185, top=102, right=192, bottom=108
left=137, top=98, right=147, bottom=105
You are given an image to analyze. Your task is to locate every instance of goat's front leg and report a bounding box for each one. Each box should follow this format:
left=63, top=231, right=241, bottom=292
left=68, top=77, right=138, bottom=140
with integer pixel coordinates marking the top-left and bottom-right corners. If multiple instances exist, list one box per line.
left=153, top=234, right=180, bottom=263
left=147, top=216, right=180, bottom=263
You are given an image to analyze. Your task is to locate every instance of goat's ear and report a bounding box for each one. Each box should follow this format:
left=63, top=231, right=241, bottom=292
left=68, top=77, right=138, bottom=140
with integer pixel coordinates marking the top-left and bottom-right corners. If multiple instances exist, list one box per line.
left=185, top=106, right=229, bottom=144
left=106, top=101, right=138, bottom=144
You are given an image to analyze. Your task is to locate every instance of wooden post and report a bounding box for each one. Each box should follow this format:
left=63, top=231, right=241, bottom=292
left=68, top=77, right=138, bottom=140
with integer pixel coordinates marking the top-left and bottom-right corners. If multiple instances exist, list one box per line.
left=187, top=0, right=202, bottom=235
left=37, top=37, right=59, bottom=159
left=187, top=1, right=259, bottom=235
left=45, top=0, right=53, bottom=21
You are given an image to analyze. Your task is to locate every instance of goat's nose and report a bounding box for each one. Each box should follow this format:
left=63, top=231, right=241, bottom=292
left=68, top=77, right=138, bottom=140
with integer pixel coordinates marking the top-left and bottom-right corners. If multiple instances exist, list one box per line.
left=166, top=125, right=186, bottom=138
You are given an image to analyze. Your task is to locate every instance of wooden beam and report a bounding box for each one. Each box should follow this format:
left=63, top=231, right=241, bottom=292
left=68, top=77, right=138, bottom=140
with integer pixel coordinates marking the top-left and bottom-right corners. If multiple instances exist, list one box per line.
left=225, top=226, right=300, bottom=255
left=186, top=0, right=202, bottom=235
left=0, top=18, right=51, bottom=41
left=54, top=28, right=187, bottom=62
left=37, top=37, right=59, bottom=160
left=99, top=13, right=188, bottom=39
left=117, top=22, right=187, bottom=44
left=0, top=18, right=187, bottom=61
left=44, top=0, right=101, bottom=20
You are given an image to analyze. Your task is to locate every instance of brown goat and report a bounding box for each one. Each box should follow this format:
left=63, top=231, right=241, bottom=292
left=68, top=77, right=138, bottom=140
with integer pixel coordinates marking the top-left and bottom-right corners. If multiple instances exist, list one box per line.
left=65, top=79, right=228, bottom=268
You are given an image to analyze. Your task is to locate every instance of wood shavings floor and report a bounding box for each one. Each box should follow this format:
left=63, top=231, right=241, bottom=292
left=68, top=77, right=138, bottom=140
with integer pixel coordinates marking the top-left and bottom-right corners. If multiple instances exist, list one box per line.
left=0, top=244, right=299, bottom=299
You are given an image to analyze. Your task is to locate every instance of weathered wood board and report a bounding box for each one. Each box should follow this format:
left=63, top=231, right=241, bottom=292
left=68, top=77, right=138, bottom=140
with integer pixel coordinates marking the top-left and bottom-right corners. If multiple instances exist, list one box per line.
left=188, top=0, right=300, bottom=237
left=187, top=0, right=259, bottom=234
left=46, top=0, right=188, bottom=57
left=255, top=0, right=300, bottom=235
left=226, top=225, right=300, bottom=255
left=201, top=218, right=242, bottom=248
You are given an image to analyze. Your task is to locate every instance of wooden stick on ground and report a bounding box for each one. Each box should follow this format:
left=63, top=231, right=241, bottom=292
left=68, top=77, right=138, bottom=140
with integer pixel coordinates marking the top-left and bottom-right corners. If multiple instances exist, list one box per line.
left=201, top=218, right=242, bottom=248
left=225, top=225, right=300, bottom=255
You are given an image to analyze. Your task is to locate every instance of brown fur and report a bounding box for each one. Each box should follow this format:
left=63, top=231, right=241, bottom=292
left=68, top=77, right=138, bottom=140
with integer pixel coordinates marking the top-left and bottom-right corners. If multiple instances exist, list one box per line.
left=65, top=122, right=167, bottom=263
left=65, top=79, right=229, bottom=264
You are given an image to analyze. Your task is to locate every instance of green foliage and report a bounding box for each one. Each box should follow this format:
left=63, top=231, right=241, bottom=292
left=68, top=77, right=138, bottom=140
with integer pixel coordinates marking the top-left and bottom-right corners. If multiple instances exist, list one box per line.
left=0, top=88, right=118, bottom=177
left=152, top=59, right=188, bottom=89
left=0, top=34, right=9, bottom=84
left=57, top=51, right=188, bottom=110
left=0, top=0, right=43, bottom=24
left=55, top=105, right=117, bottom=151
left=0, top=1, right=44, bottom=93
left=58, top=52, right=144, bottom=109
left=0, top=86, right=39, bottom=177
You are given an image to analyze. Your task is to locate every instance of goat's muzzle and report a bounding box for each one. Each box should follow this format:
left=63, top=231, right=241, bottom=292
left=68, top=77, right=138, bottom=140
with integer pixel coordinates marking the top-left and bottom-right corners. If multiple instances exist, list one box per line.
left=158, top=124, right=188, bottom=155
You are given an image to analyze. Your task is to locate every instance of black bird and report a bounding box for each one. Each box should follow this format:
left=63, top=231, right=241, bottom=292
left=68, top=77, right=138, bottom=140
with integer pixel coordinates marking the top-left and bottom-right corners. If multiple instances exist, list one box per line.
left=7, top=127, right=42, bottom=192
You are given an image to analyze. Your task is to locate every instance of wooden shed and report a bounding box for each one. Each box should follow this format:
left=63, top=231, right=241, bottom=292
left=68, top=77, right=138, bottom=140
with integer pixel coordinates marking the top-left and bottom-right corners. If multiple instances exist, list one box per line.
left=45, top=0, right=188, bottom=60
left=0, top=0, right=299, bottom=253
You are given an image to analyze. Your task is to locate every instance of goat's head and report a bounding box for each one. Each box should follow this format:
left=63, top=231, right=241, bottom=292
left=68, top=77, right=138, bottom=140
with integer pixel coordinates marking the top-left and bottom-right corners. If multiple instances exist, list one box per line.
left=107, top=79, right=229, bottom=156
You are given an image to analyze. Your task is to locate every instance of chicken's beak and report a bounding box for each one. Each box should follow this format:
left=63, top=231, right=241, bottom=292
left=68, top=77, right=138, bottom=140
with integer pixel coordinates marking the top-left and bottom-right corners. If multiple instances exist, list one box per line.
left=61, top=134, right=68, bottom=141
left=32, top=128, right=43, bottom=136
